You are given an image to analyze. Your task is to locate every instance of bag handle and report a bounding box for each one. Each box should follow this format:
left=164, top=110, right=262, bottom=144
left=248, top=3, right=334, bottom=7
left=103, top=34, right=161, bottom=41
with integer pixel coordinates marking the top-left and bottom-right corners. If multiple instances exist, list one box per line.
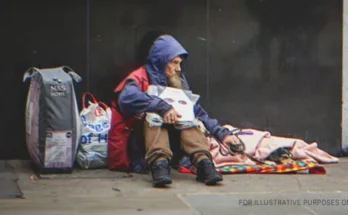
left=23, top=66, right=82, bottom=83
left=82, top=92, right=98, bottom=109
left=62, top=66, right=82, bottom=83
left=23, top=67, right=39, bottom=82
left=98, top=102, right=110, bottom=111
left=98, top=102, right=111, bottom=119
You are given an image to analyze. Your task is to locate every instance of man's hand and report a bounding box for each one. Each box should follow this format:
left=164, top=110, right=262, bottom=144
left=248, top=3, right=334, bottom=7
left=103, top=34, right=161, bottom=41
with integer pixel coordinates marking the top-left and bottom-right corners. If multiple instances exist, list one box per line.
left=163, top=108, right=182, bottom=124
left=222, top=135, right=241, bottom=146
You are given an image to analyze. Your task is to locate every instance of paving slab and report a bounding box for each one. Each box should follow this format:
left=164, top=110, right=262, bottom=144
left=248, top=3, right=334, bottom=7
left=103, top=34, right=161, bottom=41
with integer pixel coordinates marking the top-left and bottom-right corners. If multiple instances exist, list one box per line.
left=179, top=192, right=348, bottom=215
left=1, top=159, right=348, bottom=215
left=0, top=161, right=22, bottom=199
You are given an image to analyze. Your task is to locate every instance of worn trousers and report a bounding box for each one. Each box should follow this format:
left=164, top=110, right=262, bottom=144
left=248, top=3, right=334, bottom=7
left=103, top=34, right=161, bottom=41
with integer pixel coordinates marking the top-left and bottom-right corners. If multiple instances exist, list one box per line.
left=144, top=120, right=212, bottom=166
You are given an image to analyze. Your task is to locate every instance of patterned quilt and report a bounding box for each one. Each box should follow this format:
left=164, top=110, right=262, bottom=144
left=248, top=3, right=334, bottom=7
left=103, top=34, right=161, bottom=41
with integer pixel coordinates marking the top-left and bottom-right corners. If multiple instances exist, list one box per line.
left=177, top=159, right=326, bottom=174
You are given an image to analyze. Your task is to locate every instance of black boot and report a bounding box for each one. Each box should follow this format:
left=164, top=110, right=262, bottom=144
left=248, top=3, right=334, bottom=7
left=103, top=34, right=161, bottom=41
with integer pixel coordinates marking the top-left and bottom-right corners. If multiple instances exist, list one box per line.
left=196, top=158, right=223, bottom=185
left=151, top=160, right=172, bottom=187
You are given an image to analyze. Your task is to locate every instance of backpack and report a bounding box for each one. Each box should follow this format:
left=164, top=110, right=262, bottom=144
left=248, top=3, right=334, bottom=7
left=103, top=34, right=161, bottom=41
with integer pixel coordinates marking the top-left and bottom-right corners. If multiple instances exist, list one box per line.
left=23, top=66, right=82, bottom=173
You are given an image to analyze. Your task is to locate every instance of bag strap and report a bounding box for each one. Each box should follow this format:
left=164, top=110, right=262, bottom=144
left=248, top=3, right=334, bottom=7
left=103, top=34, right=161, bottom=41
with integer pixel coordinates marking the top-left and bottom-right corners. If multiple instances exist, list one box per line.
left=98, top=102, right=110, bottom=110
left=22, top=67, right=39, bottom=82
left=62, top=66, right=82, bottom=83
left=98, top=102, right=111, bottom=119
left=82, top=92, right=98, bottom=109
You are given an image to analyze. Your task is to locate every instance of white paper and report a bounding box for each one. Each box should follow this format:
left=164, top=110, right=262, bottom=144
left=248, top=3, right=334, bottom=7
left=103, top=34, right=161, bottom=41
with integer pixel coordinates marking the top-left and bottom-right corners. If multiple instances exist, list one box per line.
left=44, top=130, right=72, bottom=168
left=157, top=87, right=197, bottom=123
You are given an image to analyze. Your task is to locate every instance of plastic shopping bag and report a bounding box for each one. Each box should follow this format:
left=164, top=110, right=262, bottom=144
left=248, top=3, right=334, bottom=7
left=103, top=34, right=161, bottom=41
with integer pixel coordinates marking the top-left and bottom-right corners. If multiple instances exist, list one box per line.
left=76, top=92, right=111, bottom=169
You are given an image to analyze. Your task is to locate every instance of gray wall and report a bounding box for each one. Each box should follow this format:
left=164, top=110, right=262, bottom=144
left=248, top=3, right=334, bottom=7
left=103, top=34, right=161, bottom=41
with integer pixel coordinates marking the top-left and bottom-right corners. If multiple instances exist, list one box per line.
left=342, top=0, right=348, bottom=153
left=0, top=0, right=342, bottom=159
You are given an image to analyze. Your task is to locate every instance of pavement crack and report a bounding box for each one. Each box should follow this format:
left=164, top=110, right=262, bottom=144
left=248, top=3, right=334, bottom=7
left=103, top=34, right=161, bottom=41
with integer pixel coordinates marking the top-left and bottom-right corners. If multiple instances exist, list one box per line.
left=292, top=176, right=302, bottom=191
left=303, top=206, right=320, bottom=215
left=177, top=194, right=202, bottom=215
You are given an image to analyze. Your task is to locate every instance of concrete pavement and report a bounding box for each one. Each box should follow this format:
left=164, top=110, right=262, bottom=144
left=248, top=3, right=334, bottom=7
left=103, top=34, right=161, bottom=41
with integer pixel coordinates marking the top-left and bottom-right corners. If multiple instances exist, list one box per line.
left=0, top=159, right=348, bottom=215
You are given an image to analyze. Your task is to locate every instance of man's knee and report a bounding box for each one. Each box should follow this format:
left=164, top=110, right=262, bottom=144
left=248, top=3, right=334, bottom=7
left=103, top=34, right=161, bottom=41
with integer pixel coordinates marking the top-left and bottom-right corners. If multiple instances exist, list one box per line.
left=181, top=126, right=210, bottom=148
left=181, top=125, right=206, bottom=136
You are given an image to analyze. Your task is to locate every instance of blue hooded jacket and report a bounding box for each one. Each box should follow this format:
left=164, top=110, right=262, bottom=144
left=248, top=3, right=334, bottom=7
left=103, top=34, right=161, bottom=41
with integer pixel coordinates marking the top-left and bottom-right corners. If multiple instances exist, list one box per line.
left=117, top=35, right=230, bottom=143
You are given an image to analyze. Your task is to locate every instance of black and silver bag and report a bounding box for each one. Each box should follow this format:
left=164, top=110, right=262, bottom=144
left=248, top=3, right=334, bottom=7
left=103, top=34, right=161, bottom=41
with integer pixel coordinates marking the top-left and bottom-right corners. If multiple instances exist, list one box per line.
left=23, top=66, right=82, bottom=173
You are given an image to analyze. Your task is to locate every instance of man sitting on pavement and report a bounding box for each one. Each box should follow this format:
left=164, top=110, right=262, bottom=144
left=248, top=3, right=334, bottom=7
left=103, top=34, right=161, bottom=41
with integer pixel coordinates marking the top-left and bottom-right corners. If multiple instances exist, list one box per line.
left=108, top=34, right=240, bottom=187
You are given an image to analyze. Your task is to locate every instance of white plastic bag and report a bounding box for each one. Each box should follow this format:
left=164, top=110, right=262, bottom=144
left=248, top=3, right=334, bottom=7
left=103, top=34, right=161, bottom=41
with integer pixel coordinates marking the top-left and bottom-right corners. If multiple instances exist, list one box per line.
left=76, top=92, right=111, bottom=169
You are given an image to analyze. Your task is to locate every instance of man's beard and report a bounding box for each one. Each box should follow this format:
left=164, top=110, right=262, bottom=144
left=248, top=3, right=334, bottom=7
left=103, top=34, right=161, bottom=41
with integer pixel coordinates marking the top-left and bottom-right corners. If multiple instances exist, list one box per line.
left=167, top=74, right=182, bottom=89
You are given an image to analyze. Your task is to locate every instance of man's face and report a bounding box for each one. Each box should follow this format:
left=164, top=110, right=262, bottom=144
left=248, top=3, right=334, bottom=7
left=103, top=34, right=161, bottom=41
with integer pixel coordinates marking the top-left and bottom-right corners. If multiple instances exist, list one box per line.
left=165, top=56, right=182, bottom=88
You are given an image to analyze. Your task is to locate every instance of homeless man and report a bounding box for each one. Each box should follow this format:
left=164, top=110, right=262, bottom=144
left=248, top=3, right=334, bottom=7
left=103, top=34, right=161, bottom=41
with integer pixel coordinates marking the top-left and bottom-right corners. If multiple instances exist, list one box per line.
left=108, top=34, right=240, bottom=187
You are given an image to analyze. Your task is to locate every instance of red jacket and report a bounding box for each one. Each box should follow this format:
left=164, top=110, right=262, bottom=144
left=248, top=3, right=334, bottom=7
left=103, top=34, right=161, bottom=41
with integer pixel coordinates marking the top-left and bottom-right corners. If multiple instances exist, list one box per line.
left=107, top=67, right=149, bottom=171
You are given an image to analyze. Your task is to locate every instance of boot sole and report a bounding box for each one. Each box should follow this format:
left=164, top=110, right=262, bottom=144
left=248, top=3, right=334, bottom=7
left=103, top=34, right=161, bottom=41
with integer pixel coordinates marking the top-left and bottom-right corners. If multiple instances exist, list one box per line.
left=197, top=175, right=223, bottom=185
left=153, top=178, right=172, bottom=187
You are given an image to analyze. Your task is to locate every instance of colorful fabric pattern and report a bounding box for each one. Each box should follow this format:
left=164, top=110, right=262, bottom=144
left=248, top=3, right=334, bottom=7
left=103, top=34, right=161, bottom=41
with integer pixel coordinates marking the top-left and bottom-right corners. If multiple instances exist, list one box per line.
left=177, top=159, right=326, bottom=174
left=216, top=159, right=325, bottom=174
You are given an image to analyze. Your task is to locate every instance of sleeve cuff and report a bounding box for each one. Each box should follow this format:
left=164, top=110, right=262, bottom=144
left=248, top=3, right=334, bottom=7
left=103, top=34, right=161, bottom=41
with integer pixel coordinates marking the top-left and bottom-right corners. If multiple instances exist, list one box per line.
left=157, top=100, right=173, bottom=116
left=149, top=96, right=173, bottom=117
left=215, top=127, right=231, bottom=143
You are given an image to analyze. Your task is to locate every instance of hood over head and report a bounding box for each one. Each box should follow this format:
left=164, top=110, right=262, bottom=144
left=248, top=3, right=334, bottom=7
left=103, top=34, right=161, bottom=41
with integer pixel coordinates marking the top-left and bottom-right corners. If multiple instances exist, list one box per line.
left=145, top=35, right=188, bottom=86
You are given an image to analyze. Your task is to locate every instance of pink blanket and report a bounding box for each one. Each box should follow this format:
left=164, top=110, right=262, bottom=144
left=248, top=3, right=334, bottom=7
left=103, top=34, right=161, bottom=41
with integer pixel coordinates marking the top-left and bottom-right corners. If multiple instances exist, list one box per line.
left=209, top=125, right=339, bottom=166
